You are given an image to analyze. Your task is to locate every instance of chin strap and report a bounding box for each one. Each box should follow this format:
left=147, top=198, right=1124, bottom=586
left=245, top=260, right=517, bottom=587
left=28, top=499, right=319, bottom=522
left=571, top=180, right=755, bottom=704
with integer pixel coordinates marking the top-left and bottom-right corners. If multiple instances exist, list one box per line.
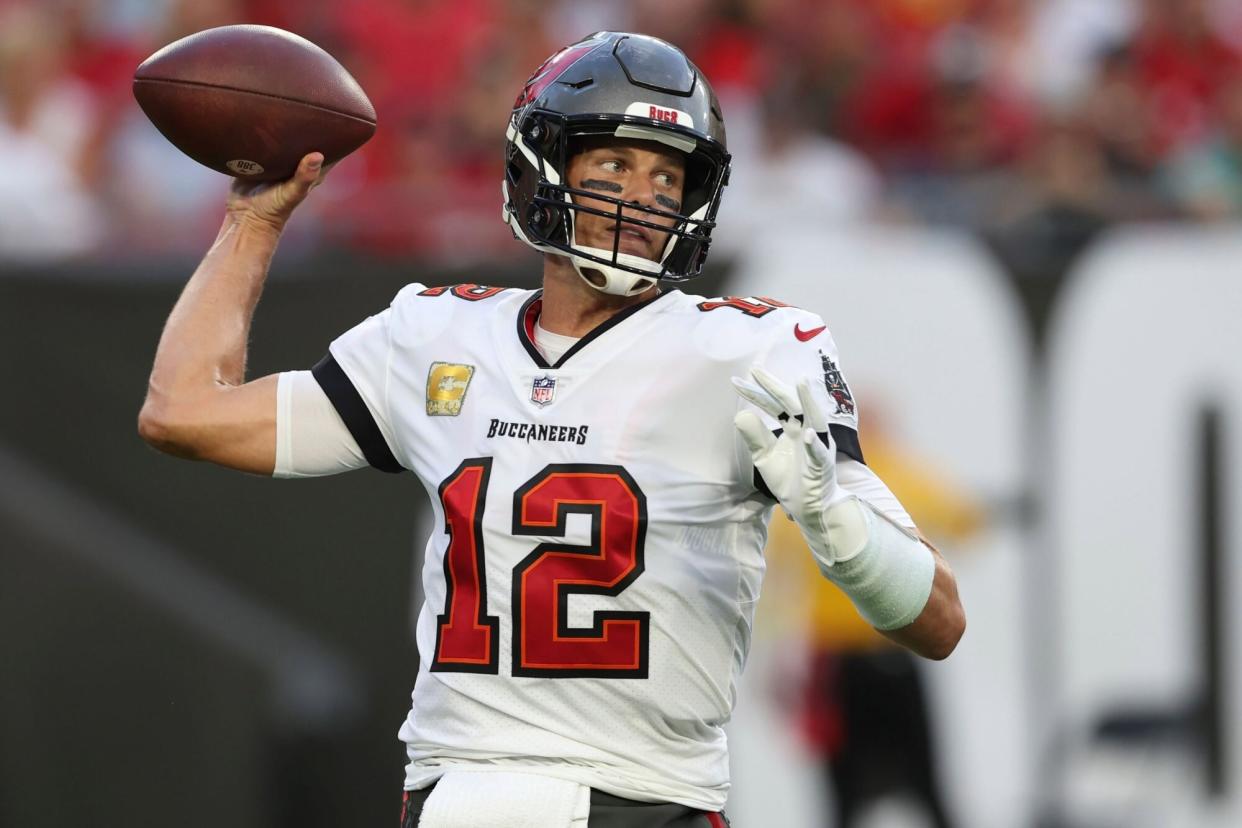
left=569, top=254, right=658, bottom=296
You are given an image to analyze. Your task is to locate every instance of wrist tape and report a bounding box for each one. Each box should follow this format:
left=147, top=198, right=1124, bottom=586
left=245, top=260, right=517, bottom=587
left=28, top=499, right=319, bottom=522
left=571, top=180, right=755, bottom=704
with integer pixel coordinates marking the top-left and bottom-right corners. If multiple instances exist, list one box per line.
left=809, top=496, right=936, bottom=631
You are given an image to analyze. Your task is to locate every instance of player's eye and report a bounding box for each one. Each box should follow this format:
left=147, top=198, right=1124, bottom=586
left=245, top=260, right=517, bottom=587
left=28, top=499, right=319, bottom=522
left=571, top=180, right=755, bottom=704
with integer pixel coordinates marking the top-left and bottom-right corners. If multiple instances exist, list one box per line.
left=601, top=159, right=624, bottom=174
left=655, top=172, right=677, bottom=188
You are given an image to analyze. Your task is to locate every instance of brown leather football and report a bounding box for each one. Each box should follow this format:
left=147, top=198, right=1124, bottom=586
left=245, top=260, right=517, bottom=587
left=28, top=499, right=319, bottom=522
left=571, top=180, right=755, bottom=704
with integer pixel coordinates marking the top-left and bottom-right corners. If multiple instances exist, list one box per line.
left=133, top=25, right=376, bottom=181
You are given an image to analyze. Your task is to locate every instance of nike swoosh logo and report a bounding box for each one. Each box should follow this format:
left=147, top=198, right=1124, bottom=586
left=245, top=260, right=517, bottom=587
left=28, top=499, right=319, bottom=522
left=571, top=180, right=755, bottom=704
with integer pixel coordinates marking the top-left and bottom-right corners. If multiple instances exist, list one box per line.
left=794, top=324, right=826, bottom=342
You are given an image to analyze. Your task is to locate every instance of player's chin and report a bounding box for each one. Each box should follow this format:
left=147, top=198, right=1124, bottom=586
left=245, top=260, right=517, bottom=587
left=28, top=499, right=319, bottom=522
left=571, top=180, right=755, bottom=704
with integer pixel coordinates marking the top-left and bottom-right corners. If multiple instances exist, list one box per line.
left=619, top=228, right=671, bottom=261
left=616, top=238, right=659, bottom=260
left=581, top=228, right=652, bottom=261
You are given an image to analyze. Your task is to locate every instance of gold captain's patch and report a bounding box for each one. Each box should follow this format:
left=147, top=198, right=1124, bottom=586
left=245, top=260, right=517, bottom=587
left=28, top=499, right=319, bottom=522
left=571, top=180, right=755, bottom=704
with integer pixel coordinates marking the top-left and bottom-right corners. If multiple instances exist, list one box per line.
left=426, top=362, right=475, bottom=416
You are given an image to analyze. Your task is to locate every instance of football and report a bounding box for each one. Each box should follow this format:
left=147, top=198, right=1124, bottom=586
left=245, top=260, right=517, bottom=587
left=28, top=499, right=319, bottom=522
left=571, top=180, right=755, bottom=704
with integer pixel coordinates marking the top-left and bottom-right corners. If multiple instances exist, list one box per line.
left=133, top=25, right=376, bottom=181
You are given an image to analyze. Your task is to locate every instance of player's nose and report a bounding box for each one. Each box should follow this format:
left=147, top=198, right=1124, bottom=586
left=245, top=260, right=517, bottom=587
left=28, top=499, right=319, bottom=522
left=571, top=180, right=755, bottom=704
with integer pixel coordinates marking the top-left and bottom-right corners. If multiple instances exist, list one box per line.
left=621, top=173, right=660, bottom=210
left=618, top=178, right=668, bottom=235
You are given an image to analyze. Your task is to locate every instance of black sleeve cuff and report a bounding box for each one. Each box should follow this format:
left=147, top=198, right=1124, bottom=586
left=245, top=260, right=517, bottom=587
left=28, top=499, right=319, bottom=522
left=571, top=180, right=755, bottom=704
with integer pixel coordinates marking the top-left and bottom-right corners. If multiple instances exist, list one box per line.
left=831, top=424, right=865, bottom=465
left=753, top=425, right=866, bottom=500
left=311, top=354, right=405, bottom=474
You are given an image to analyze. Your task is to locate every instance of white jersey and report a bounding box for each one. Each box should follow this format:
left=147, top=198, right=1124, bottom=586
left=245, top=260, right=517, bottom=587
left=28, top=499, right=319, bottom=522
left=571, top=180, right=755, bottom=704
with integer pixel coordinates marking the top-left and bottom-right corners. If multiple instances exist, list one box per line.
left=314, top=284, right=862, bottom=810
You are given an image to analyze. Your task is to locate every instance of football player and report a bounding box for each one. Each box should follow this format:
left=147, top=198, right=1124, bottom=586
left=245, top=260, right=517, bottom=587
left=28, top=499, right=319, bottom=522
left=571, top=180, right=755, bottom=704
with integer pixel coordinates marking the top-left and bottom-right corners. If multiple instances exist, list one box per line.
left=138, top=32, right=964, bottom=828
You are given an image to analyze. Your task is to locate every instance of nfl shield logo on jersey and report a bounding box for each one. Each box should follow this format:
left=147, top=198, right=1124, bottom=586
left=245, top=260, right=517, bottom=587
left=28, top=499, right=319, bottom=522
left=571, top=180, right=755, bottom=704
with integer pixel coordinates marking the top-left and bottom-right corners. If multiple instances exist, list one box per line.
left=530, top=375, right=556, bottom=406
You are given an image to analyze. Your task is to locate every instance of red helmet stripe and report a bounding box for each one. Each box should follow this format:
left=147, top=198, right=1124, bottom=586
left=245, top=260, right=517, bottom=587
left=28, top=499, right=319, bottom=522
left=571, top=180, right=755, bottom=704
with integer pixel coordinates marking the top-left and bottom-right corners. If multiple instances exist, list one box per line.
left=514, top=41, right=602, bottom=109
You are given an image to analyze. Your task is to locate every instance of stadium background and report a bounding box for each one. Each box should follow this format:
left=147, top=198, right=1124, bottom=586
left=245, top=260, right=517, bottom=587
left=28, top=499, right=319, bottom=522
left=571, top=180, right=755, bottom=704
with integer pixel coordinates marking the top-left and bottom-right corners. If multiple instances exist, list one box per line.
left=2, top=0, right=1240, bottom=826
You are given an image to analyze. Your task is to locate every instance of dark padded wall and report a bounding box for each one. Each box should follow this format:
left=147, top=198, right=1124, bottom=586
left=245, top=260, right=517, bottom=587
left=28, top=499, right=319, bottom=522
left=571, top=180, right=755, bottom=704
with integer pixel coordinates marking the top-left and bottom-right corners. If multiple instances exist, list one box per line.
left=0, top=258, right=523, bottom=828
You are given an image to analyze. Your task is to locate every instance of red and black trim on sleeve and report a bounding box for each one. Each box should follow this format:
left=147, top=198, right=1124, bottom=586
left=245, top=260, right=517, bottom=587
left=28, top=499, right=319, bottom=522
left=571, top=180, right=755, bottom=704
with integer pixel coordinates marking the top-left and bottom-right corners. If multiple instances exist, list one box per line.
left=311, top=354, right=405, bottom=474
left=752, top=424, right=865, bottom=500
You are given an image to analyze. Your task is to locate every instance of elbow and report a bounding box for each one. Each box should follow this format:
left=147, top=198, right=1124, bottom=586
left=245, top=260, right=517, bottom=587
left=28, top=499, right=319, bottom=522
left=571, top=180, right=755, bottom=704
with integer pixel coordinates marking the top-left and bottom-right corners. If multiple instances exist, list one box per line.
left=137, top=397, right=200, bottom=459
left=925, top=603, right=966, bottom=661
left=919, top=547, right=966, bottom=660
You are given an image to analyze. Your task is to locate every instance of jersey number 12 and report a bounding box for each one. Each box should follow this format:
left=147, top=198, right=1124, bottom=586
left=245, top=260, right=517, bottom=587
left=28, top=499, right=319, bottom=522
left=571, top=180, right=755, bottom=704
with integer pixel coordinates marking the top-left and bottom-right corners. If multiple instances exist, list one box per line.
left=430, top=458, right=649, bottom=679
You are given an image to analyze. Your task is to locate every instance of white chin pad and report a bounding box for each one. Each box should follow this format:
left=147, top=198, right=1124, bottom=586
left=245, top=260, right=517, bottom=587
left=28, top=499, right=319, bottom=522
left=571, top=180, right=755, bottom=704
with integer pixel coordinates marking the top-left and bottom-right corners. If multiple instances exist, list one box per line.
left=565, top=212, right=664, bottom=296
left=569, top=251, right=658, bottom=296
left=571, top=244, right=661, bottom=274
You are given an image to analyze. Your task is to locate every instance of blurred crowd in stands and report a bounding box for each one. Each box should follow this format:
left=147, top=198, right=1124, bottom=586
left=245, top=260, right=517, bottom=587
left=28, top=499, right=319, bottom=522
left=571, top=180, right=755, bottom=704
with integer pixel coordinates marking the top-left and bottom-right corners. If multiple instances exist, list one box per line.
left=4, top=0, right=1242, bottom=267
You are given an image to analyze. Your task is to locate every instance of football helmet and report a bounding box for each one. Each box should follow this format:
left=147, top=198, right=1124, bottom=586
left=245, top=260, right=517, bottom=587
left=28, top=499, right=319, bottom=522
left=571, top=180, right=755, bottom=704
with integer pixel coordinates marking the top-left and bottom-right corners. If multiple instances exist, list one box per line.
left=503, top=32, right=731, bottom=296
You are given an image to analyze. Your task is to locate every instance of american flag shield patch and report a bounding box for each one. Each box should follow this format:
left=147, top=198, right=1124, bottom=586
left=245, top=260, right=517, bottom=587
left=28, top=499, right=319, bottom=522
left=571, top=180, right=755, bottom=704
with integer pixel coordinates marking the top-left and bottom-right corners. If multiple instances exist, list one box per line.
left=531, top=375, right=556, bottom=406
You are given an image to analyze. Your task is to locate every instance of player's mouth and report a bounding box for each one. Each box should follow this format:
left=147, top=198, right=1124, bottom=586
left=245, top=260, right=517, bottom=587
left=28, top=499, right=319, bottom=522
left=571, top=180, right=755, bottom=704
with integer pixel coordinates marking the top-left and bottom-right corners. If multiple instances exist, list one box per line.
left=613, top=223, right=653, bottom=257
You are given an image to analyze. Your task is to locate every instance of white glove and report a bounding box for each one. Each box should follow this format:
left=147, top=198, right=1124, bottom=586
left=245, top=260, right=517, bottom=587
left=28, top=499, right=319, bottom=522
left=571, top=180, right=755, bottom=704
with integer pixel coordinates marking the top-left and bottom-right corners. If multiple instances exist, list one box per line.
left=734, top=367, right=937, bottom=628
left=732, top=366, right=853, bottom=561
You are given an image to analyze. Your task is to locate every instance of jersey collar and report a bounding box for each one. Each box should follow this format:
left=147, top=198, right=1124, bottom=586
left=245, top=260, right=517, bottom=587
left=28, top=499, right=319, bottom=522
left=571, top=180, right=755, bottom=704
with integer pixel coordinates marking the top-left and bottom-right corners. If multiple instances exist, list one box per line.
left=516, top=288, right=675, bottom=369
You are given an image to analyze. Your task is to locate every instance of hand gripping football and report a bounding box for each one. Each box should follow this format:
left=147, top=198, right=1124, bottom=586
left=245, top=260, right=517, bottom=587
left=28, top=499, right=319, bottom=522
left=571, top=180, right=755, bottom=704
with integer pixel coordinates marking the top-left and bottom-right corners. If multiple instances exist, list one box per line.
left=133, top=25, right=376, bottom=181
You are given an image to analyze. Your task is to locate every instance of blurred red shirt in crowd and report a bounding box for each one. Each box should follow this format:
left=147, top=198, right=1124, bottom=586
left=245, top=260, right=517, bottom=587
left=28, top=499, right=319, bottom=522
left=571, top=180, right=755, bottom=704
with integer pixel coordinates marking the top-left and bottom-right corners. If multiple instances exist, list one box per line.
left=1130, top=0, right=1242, bottom=156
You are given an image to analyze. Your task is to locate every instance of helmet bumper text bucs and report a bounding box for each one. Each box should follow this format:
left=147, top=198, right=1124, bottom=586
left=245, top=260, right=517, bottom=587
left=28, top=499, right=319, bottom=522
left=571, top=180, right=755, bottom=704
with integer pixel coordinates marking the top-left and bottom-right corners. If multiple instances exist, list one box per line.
left=503, top=32, right=731, bottom=297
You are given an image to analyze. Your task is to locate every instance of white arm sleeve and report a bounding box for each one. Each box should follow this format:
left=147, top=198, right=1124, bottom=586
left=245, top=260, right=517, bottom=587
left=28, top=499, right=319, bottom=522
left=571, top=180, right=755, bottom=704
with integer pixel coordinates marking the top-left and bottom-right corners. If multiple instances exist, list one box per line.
left=835, top=457, right=917, bottom=534
left=274, top=370, right=369, bottom=478
left=816, top=458, right=934, bottom=630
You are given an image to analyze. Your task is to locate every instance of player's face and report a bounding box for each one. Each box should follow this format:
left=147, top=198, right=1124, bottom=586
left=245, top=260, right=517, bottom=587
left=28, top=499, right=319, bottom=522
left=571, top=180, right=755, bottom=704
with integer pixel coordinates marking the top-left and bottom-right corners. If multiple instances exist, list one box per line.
left=566, top=139, right=686, bottom=262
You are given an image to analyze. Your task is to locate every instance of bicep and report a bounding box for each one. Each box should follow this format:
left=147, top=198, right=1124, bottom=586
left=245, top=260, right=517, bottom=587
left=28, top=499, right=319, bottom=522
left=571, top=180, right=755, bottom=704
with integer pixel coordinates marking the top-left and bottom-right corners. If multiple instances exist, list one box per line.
left=160, top=374, right=280, bottom=475
left=152, top=370, right=368, bottom=478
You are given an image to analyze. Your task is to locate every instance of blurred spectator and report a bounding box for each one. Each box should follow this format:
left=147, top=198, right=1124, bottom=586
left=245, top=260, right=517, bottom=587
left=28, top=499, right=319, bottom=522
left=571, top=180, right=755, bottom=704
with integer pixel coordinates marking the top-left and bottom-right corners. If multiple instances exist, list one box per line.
left=1163, top=75, right=1242, bottom=219
left=764, top=402, right=985, bottom=828
left=860, top=21, right=1033, bottom=227
left=0, top=2, right=104, bottom=260
left=100, top=110, right=230, bottom=255
left=1079, top=43, right=1161, bottom=181
left=542, top=0, right=634, bottom=46
left=713, top=68, right=881, bottom=256
left=1130, top=0, right=1242, bottom=157
left=330, top=0, right=494, bottom=130
left=1024, top=0, right=1136, bottom=106
left=96, top=0, right=249, bottom=255
left=632, top=0, right=765, bottom=95
left=985, top=116, right=1115, bottom=288
left=6, top=0, right=1242, bottom=265
left=755, top=0, right=880, bottom=140
left=318, top=0, right=553, bottom=258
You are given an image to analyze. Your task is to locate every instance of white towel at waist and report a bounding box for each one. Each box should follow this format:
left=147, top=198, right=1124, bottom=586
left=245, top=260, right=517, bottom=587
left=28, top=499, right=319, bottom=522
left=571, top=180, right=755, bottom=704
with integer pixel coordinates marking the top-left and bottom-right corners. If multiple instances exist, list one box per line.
left=417, top=770, right=591, bottom=828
